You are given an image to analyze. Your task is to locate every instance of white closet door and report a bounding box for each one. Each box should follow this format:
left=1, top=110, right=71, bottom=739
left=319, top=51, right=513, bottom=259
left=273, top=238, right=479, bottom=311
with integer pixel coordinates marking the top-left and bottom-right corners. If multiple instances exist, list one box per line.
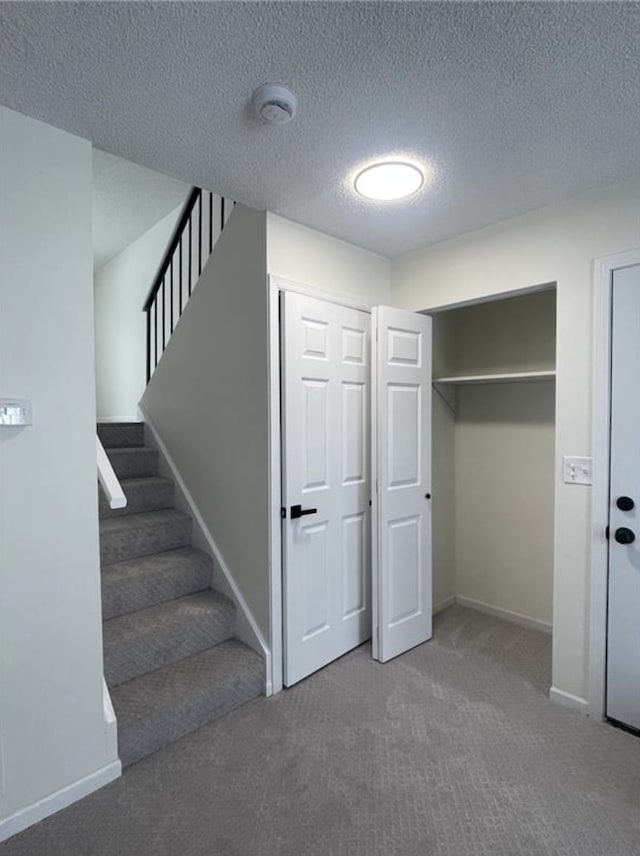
left=282, top=291, right=371, bottom=686
left=607, top=264, right=640, bottom=731
left=372, top=306, right=432, bottom=662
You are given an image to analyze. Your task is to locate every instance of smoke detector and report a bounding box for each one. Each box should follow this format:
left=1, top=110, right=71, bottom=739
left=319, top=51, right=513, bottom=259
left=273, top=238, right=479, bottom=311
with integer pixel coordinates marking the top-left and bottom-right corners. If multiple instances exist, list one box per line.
left=252, top=84, right=298, bottom=125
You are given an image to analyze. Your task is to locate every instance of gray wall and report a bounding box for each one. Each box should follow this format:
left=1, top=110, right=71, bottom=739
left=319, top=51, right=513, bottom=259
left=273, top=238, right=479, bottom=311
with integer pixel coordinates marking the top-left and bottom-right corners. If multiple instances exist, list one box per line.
left=0, top=107, right=113, bottom=830
left=142, top=206, right=270, bottom=637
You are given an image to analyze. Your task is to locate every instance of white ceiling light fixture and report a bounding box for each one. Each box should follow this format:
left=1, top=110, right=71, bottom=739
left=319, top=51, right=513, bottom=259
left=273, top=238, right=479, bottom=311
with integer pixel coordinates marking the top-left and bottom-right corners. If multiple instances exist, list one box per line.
left=354, top=160, right=425, bottom=201
left=252, top=83, right=298, bottom=125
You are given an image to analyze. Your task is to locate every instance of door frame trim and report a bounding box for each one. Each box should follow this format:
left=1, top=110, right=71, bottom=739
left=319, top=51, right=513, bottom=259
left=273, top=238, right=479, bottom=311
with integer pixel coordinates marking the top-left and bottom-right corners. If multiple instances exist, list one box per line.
left=589, top=248, right=640, bottom=720
left=267, top=274, right=376, bottom=694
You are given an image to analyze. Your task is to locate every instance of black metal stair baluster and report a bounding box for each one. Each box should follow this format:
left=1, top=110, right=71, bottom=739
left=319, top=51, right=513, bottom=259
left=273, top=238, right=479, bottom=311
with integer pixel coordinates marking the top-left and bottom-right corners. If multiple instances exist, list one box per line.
left=170, top=257, right=174, bottom=333
left=209, top=191, right=213, bottom=254
left=178, top=236, right=183, bottom=316
left=154, top=297, right=158, bottom=369
left=188, top=217, right=193, bottom=296
left=198, top=192, right=202, bottom=276
left=162, top=276, right=166, bottom=351
left=146, top=308, right=151, bottom=383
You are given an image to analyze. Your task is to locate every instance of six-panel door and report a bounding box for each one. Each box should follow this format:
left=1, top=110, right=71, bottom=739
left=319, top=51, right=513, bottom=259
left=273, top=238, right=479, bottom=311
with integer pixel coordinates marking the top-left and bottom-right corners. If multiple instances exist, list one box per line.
left=607, top=265, right=640, bottom=731
left=372, top=306, right=433, bottom=663
left=282, top=292, right=371, bottom=686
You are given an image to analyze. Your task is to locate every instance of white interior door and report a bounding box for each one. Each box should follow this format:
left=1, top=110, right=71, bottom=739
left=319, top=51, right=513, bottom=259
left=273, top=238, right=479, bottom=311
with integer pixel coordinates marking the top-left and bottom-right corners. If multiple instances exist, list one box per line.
left=372, top=306, right=432, bottom=662
left=607, top=264, right=640, bottom=731
left=282, top=291, right=371, bottom=686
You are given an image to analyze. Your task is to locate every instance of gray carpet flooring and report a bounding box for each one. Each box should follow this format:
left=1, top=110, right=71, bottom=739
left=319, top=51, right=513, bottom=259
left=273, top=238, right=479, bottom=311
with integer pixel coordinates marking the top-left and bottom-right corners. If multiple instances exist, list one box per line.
left=4, top=605, right=640, bottom=856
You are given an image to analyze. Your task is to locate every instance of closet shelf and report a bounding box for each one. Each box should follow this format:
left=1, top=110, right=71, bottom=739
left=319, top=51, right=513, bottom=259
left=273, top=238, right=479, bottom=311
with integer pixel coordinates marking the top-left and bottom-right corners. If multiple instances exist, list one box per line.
left=433, top=370, right=556, bottom=386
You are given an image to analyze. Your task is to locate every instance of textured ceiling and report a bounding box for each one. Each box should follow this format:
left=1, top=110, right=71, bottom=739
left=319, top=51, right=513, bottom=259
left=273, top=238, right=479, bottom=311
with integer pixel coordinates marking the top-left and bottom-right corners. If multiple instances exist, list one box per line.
left=2, top=2, right=640, bottom=257
left=93, top=149, right=189, bottom=270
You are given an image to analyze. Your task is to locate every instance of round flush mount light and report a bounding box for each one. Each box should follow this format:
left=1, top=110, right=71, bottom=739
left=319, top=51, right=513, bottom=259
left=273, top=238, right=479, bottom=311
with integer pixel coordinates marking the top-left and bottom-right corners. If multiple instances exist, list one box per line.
left=252, top=83, right=298, bottom=125
left=354, top=160, right=425, bottom=201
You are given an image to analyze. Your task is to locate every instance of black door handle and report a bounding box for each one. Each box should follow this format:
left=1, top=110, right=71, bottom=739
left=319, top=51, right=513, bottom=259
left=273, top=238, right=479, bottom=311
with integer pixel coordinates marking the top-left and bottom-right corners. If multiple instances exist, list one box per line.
left=290, top=504, right=318, bottom=520
left=617, top=496, right=635, bottom=511
left=615, top=527, right=635, bottom=545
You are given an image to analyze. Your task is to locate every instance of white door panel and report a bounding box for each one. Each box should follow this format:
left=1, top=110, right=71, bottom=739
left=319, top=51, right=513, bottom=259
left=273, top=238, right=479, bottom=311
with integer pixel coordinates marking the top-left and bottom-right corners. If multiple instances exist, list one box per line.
left=282, top=292, right=371, bottom=686
left=372, top=307, right=432, bottom=663
left=607, top=265, right=640, bottom=731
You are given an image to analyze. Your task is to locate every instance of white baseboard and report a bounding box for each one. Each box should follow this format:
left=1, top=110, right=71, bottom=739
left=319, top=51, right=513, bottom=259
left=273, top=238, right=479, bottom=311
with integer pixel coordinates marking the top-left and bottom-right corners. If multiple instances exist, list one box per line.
left=96, top=416, right=142, bottom=423
left=550, top=686, right=589, bottom=715
left=140, top=405, right=271, bottom=693
left=433, top=595, right=455, bottom=615
left=455, top=595, right=553, bottom=635
left=103, top=678, right=119, bottom=762
left=0, top=761, right=121, bottom=843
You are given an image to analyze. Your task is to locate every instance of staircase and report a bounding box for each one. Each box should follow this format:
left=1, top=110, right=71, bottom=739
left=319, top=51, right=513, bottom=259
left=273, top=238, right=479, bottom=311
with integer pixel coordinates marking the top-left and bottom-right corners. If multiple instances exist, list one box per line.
left=97, top=421, right=263, bottom=767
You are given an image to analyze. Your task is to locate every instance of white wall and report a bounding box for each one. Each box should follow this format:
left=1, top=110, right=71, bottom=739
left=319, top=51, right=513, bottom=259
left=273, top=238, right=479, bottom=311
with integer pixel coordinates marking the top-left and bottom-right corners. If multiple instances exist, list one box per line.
left=454, top=381, right=556, bottom=628
left=430, top=292, right=556, bottom=629
left=94, top=204, right=183, bottom=422
left=393, top=179, right=640, bottom=706
left=0, top=107, right=117, bottom=839
left=432, top=389, right=456, bottom=612
left=433, top=290, right=557, bottom=377
left=267, top=213, right=391, bottom=305
left=142, top=206, right=270, bottom=638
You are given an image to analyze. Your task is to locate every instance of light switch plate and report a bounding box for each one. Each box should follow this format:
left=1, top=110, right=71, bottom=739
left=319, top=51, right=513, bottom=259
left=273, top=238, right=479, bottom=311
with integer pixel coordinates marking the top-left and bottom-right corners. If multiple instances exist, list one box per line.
left=563, top=455, right=592, bottom=485
left=0, top=398, right=33, bottom=426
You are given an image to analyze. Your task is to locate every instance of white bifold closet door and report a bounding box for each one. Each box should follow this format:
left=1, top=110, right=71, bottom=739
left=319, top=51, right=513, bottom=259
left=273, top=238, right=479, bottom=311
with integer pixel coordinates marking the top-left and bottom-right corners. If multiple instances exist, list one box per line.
left=372, top=306, right=433, bottom=662
left=282, top=292, right=372, bottom=687
left=281, top=293, right=432, bottom=685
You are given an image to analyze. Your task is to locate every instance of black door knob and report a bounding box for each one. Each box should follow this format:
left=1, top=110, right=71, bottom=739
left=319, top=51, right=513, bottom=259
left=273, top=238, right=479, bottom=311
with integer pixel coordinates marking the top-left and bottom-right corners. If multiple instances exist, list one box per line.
left=617, top=496, right=635, bottom=512
left=615, top=527, right=635, bottom=545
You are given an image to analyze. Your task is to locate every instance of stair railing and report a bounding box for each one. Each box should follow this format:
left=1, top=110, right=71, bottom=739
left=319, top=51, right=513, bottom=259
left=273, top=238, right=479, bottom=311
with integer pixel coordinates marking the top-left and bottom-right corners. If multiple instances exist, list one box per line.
left=97, top=435, right=127, bottom=510
left=143, top=187, right=233, bottom=382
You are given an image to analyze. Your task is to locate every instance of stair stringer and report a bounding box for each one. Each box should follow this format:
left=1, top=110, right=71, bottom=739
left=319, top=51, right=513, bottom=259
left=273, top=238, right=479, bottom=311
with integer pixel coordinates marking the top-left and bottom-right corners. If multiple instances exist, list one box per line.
left=140, top=405, right=272, bottom=695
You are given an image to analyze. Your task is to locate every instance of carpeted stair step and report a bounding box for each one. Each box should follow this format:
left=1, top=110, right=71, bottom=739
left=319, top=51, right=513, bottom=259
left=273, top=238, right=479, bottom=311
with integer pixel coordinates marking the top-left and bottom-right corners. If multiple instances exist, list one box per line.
left=99, top=476, right=175, bottom=519
left=103, top=589, right=236, bottom=687
left=101, top=547, right=213, bottom=620
left=98, top=422, right=145, bottom=449
left=111, top=640, right=264, bottom=767
left=100, top=509, right=192, bottom=565
left=106, top=446, right=159, bottom=479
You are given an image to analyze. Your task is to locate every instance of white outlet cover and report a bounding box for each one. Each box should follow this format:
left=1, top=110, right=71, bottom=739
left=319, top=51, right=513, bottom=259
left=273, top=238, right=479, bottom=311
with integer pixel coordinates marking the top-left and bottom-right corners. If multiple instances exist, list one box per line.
left=563, top=455, right=592, bottom=485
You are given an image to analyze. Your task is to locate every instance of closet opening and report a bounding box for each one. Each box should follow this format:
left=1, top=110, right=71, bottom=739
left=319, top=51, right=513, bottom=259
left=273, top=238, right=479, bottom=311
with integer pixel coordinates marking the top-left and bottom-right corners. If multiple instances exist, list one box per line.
left=428, top=286, right=556, bottom=689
